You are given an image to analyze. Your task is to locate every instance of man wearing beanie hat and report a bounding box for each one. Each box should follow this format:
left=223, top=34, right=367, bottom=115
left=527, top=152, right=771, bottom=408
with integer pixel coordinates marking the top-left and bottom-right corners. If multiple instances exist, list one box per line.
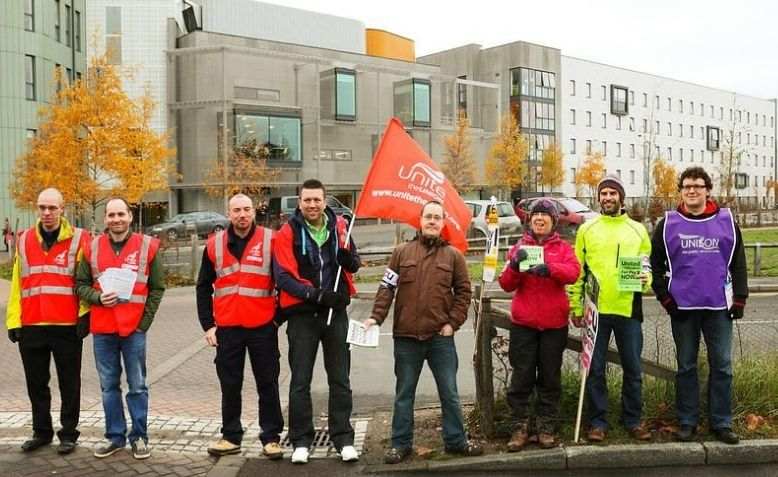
left=569, top=175, right=652, bottom=442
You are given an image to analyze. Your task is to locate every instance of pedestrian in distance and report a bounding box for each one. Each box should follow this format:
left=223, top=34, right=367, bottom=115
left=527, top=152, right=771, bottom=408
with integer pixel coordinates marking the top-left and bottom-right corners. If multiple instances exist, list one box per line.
left=5, top=188, right=90, bottom=455
left=498, top=198, right=580, bottom=451
left=364, top=200, right=483, bottom=465
left=197, top=193, right=284, bottom=459
left=76, top=197, right=165, bottom=460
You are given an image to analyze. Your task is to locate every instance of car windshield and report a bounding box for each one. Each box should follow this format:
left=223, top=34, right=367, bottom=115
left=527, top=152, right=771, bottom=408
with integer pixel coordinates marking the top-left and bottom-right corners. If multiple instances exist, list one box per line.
left=558, top=198, right=591, bottom=213
left=170, top=214, right=188, bottom=222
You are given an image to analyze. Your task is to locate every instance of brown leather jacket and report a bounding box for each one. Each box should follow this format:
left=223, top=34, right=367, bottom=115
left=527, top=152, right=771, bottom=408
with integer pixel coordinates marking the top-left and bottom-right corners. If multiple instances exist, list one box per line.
left=370, top=237, right=472, bottom=340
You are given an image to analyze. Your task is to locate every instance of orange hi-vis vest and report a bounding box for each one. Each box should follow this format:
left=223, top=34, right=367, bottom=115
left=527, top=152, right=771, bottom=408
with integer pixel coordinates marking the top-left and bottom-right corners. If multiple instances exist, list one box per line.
left=87, top=233, right=159, bottom=337
left=18, top=227, right=86, bottom=325
left=207, top=227, right=275, bottom=328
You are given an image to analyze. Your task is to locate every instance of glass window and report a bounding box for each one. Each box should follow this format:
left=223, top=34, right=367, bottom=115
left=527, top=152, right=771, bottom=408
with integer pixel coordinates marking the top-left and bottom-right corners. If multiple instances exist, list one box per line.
left=630, top=170, right=635, bottom=184
left=24, top=0, right=34, bottom=31
left=707, top=126, right=720, bottom=151
left=105, top=7, right=121, bottom=64
left=601, top=85, right=606, bottom=100
left=335, top=69, right=356, bottom=120
left=457, top=76, right=467, bottom=114
left=25, top=55, right=36, bottom=100
left=570, top=80, right=576, bottom=96
left=602, top=141, right=607, bottom=156
left=667, top=122, right=672, bottom=136
left=235, top=113, right=302, bottom=162
left=586, top=111, right=591, bottom=127
left=413, top=80, right=431, bottom=126
left=629, top=90, right=634, bottom=105
left=667, top=97, right=672, bottom=111
left=510, top=68, right=521, bottom=96
left=617, top=143, right=622, bottom=157
left=610, top=85, right=628, bottom=115
left=642, top=93, right=647, bottom=107
left=569, top=138, right=576, bottom=154
left=75, top=11, right=81, bottom=51
left=586, top=82, right=591, bottom=98
left=54, top=0, right=61, bottom=41
left=586, top=140, right=592, bottom=154
left=26, top=129, right=37, bottom=139
left=679, top=99, right=683, bottom=113
left=601, top=113, right=606, bottom=128
left=630, top=143, right=635, bottom=158
left=570, top=109, right=575, bottom=125
left=65, top=5, right=71, bottom=46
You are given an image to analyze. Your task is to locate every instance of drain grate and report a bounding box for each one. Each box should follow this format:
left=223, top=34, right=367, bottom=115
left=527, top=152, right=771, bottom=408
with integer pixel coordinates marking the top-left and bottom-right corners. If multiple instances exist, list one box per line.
left=279, top=428, right=334, bottom=456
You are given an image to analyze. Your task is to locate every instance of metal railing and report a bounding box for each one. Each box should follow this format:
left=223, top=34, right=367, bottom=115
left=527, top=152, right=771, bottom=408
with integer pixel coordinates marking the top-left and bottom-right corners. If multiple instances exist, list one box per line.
left=744, top=243, right=778, bottom=276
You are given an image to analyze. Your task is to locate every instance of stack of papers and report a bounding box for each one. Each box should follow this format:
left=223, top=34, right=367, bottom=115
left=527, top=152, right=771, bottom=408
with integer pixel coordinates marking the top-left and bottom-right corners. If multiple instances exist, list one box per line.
left=97, top=267, right=138, bottom=301
left=346, top=320, right=380, bottom=348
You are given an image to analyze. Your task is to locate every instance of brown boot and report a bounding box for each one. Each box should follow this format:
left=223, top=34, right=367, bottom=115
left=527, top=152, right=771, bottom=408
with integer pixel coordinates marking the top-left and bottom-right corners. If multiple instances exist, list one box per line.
left=629, top=425, right=652, bottom=441
left=587, top=427, right=606, bottom=442
left=507, top=428, right=529, bottom=452
left=538, top=432, right=556, bottom=449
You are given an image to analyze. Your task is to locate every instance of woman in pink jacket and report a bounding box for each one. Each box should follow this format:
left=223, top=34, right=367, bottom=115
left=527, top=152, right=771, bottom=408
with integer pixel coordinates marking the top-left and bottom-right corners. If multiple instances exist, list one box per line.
left=498, top=198, right=580, bottom=451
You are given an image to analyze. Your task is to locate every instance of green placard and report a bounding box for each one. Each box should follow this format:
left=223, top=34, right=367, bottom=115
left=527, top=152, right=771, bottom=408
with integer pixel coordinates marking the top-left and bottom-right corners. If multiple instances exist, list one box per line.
left=617, top=256, right=643, bottom=292
left=519, top=245, right=544, bottom=271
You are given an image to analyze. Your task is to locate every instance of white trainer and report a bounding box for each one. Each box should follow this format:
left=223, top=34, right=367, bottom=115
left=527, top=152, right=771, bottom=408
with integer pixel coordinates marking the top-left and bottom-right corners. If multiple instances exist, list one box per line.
left=340, top=445, right=359, bottom=462
left=291, top=447, right=309, bottom=464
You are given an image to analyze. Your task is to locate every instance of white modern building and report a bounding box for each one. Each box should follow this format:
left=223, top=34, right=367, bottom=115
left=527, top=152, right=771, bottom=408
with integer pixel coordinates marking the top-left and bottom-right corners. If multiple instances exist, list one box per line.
left=560, top=56, right=776, bottom=205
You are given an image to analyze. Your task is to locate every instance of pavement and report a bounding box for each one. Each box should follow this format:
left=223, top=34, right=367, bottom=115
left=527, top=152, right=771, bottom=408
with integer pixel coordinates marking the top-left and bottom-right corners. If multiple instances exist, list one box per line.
left=1, top=275, right=778, bottom=476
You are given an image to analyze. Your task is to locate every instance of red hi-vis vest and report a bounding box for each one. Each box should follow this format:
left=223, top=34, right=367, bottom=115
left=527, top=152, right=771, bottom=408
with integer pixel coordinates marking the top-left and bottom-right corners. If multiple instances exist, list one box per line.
left=87, top=233, right=159, bottom=337
left=207, top=227, right=275, bottom=328
left=18, top=227, right=86, bottom=325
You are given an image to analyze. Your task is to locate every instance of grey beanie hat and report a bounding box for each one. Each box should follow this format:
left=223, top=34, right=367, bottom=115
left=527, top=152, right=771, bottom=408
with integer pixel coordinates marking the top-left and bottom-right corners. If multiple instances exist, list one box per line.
left=597, top=174, right=626, bottom=204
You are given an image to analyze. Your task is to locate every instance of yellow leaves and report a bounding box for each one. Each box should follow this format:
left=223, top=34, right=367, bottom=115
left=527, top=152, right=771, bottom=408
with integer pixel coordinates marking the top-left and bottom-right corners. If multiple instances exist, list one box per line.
left=441, top=110, right=475, bottom=193
left=745, top=413, right=766, bottom=431
left=204, top=138, right=280, bottom=202
left=575, top=152, right=605, bottom=198
left=652, top=158, right=678, bottom=204
left=485, top=112, right=528, bottom=196
left=539, top=145, right=565, bottom=191
left=13, top=52, right=174, bottom=225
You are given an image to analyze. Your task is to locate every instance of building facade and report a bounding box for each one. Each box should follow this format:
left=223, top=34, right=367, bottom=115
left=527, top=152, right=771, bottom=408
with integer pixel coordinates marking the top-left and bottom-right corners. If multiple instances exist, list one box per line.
left=0, top=0, right=86, bottom=227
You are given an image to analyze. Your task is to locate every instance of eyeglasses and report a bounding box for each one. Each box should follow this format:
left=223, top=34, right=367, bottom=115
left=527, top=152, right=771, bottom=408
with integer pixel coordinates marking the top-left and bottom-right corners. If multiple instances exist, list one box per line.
left=681, top=185, right=707, bottom=191
left=422, top=214, right=443, bottom=221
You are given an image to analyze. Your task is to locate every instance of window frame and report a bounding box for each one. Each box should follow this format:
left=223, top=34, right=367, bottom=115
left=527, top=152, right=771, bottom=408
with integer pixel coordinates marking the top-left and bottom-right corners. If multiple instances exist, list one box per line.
left=25, top=55, right=36, bottom=101
left=334, top=68, right=356, bottom=122
left=610, top=85, right=628, bottom=115
left=24, top=0, right=34, bottom=31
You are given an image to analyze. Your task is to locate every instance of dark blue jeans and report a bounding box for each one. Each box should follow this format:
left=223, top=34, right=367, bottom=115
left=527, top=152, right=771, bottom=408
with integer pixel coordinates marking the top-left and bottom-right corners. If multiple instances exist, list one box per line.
left=391, top=335, right=467, bottom=450
left=93, top=331, right=148, bottom=446
left=287, top=309, right=354, bottom=450
left=671, top=309, right=733, bottom=430
left=585, top=314, right=643, bottom=430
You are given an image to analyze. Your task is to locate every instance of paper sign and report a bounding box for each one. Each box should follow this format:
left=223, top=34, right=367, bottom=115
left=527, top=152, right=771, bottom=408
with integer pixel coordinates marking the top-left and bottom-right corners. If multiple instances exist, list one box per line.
left=580, top=294, right=599, bottom=371
left=97, top=267, right=137, bottom=301
left=346, top=320, right=380, bottom=348
left=519, top=245, right=544, bottom=271
left=617, top=256, right=643, bottom=292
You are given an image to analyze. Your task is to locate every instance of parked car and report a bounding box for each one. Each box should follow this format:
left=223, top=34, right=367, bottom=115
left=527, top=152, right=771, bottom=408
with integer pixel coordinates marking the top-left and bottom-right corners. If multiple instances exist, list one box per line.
left=146, top=211, right=229, bottom=241
left=514, top=197, right=599, bottom=234
left=464, top=200, right=523, bottom=240
left=267, top=195, right=353, bottom=228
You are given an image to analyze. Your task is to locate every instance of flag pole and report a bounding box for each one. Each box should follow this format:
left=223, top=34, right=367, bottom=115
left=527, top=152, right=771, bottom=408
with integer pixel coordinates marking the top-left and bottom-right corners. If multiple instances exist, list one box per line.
left=573, top=362, right=588, bottom=443
left=326, top=209, right=358, bottom=326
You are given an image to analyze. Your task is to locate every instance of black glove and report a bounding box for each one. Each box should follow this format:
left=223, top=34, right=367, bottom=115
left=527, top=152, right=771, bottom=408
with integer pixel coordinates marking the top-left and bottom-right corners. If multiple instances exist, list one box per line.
left=7, top=328, right=21, bottom=343
left=729, top=298, right=746, bottom=320
left=336, top=248, right=359, bottom=273
left=659, top=294, right=679, bottom=316
left=509, top=248, right=529, bottom=271
left=76, top=314, right=90, bottom=339
left=307, top=288, right=348, bottom=311
left=526, top=264, right=550, bottom=277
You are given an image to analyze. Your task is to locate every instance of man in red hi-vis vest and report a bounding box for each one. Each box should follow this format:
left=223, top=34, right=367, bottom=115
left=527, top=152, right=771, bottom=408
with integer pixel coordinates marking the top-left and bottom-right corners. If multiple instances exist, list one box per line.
left=5, top=188, right=90, bottom=455
left=76, top=198, right=165, bottom=460
left=196, top=193, right=283, bottom=459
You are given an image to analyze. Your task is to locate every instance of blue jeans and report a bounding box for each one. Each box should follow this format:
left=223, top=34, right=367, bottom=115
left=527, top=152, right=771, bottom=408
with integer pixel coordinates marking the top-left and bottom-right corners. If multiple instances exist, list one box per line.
left=392, top=335, right=467, bottom=450
left=93, top=331, right=148, bottom=446
left=671, top=309, right=733, bottom=429
left=586, top=314, right=643, bottom=430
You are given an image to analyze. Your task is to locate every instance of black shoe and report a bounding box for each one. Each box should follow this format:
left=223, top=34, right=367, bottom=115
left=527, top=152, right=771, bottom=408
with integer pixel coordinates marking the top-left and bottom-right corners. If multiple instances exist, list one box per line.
left=445, top=441, right=484, bottom=457
left=94, top=441, right=124, bottom=458
left=21, top=437, right=52, bottom=452
left=676, top=425, right=697, bottom=442
left=384, top=447, right=412, bottom=464
left=57, top=440, right=77, bottom=455
left=713, top=428, right=740, bottom=445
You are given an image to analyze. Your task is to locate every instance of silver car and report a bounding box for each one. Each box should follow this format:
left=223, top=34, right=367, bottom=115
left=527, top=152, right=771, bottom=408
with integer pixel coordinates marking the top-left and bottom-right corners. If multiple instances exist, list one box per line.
left=464, top=200, right=523, bottom=240
left=146, top=211, right=229, bottom=241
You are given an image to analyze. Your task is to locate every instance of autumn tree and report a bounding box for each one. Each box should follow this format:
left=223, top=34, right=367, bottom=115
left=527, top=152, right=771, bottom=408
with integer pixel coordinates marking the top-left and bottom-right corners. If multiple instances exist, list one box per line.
left=441, top=110, right=476, bottom=193
left=539, top=145, right=565, bottom=193
left=204, top=137, right=280, bottom=207
left=575, top=152, right=605, bottom=200
left=718, top=96, right=752, bottom=208
left=485, top=112, right=528, bottom=199
left=652, top=158, right=678, bottom=206
left=13, top=55, right=174, bottom=228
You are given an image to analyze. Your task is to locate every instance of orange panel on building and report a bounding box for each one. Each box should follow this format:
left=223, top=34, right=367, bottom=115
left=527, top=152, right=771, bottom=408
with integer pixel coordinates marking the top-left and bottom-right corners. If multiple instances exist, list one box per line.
left=366, top=29, right=415, bottom=62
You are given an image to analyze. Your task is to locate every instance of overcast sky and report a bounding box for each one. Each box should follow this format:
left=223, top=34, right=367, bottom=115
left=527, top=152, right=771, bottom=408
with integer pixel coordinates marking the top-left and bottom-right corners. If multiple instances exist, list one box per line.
left=263, top=0, right=778, bottom=100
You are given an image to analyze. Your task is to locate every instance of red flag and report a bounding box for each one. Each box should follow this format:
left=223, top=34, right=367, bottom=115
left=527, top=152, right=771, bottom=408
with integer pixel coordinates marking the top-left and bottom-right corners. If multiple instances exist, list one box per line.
left=355, top=118, right=471, bottom=252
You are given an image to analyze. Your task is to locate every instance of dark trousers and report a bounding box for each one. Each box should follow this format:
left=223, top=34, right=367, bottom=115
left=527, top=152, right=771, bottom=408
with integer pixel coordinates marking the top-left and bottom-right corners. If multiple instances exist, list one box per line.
left=507, top=324, right=568, bottom=431
left=18, top=325, right=82, bottom=442
left=215, top=324, right=284, bottom=445
left=287, top=309, right=354, bottom=450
